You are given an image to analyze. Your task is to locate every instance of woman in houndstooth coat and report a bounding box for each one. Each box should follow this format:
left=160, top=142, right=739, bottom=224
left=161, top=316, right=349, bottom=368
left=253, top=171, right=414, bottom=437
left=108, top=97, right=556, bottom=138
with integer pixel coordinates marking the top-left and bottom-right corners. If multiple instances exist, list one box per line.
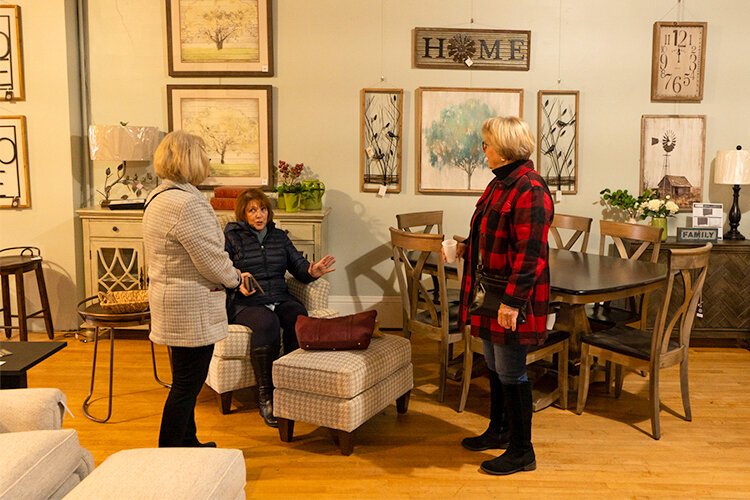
left=143, top=130, right=251, bottom=448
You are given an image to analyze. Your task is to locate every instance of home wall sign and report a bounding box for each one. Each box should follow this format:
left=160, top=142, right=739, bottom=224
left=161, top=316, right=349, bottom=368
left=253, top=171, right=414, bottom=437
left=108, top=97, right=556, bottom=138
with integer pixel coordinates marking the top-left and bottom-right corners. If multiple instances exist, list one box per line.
left=413, top=27, right=530, bottom=71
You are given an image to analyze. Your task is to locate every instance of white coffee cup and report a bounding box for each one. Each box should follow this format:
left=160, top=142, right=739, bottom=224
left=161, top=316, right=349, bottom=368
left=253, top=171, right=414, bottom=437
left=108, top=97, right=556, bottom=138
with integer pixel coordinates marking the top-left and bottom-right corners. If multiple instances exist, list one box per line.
left=442, top=239, right=457, bottom=263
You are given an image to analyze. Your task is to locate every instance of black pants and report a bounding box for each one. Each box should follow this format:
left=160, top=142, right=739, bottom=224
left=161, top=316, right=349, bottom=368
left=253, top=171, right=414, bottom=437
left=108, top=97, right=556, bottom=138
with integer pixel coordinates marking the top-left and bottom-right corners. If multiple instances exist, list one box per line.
left=158, top=344, right=214, bottom=447
left=233, top=300, right=307, bottom=353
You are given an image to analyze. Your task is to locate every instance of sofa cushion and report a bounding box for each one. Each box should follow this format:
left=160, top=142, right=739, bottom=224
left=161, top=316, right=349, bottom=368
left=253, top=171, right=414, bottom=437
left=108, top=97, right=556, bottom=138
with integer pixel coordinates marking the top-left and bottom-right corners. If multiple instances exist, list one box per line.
left=0, top=429, right=89, bottom=500
left=0, top=388, right=66, bottom=432
left=65, top=448, right=246, bottom=500
left=272, top=334, right=411, bottom=399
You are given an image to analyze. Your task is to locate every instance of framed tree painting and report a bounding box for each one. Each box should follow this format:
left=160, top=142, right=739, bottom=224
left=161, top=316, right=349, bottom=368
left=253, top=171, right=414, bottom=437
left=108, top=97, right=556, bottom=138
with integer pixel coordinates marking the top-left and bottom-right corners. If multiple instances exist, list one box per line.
left=537, top=90, right=579, bottom=195
left=0, top=116, right=30, bottom=208
left=167, top=85, right=273, bottom=188
left=640, top=114, right=706, bottom=210
left=0, top=5, right=25, bottom=101
left=166, top=0, right=273, bottom=77
left=416, top=87, right=523, bottom=194
left=360, top=88, right=403, bottom=193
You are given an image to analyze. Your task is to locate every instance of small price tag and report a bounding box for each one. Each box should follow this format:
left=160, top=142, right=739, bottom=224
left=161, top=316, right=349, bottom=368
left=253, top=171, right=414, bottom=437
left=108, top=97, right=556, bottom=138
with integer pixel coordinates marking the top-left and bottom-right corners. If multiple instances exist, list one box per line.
left=696, top=298, right=704, bottom=319
left=366, top=146, right=375, bottom=158
left=377, top=185, right=388, bottom=197
left=555, top=190, right=563, bottom=202
left=262, top=65, right=269, bottom=72
left=464, top=57, right=474, bottom=67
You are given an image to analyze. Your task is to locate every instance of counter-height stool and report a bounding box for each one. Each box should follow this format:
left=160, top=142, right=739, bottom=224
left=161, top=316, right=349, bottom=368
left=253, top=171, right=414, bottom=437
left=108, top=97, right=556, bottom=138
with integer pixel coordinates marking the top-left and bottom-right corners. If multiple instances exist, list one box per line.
left=0, top=247, right=54, bottom=341
left=76, top=297, right=170, bottom=422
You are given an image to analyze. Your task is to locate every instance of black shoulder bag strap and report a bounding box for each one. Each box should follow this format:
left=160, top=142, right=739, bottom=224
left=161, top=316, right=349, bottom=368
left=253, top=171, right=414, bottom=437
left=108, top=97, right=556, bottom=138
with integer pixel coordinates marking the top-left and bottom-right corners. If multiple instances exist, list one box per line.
left=143, top=187, right=181, bottom=211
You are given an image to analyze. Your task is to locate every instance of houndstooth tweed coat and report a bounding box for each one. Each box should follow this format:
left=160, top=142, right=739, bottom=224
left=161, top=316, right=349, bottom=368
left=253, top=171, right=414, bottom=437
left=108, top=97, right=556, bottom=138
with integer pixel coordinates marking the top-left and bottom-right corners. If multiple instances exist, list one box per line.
left=143, top=180, right=241, bottom=347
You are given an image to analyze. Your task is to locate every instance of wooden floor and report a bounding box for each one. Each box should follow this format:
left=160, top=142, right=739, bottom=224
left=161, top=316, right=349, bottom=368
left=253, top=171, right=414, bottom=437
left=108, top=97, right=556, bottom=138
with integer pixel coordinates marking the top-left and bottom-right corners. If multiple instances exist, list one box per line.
left=10, top=330, right=750, bottom=499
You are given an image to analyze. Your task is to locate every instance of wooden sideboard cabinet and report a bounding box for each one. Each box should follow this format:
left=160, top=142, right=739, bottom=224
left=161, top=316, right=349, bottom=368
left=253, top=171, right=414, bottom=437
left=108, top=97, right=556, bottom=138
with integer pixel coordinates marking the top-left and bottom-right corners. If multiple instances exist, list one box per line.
left=633, top=238, right=750, bottom=344
left=77, top=207, right=330, bottom=297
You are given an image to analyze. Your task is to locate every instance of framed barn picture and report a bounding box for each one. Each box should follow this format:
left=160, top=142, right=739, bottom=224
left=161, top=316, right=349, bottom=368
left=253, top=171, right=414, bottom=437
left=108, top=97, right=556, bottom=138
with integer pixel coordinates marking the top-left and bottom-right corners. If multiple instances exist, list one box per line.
left=416, top=87, right=523, bottom=194
left=167, top=85, right=273, bottom=189
left=166, top=0, right=273, bottom=77
left=537, top=90, right=579, bottom=195
left=360, top=88, right=404, bottom=193
left=640, top=114, right=706, bottom=210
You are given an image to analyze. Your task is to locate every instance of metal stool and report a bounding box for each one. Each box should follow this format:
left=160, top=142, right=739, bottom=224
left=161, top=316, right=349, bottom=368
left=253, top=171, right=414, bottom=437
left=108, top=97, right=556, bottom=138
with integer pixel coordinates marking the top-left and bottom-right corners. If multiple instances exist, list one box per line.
left=0, top=246, right=54, bottom=341
left=77, top=296, right=171, bottom=423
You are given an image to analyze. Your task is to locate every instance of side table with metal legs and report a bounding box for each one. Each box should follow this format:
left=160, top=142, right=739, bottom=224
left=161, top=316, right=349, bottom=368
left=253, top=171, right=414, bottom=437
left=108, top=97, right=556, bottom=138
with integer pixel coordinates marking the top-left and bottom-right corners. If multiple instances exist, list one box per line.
left=77, top=296, right=171, bottom=423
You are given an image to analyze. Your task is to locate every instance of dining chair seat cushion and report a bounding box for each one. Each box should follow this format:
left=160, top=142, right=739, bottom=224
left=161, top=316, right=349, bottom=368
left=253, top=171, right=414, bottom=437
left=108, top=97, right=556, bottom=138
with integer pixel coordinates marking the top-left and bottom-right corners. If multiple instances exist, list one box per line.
left=529, top=330, right=570, bottom=353
left=414, top=301, right=461, bottom=333
left=585, top=303, right=640, bottom=326
left=582, top=326, right=679, bottom=361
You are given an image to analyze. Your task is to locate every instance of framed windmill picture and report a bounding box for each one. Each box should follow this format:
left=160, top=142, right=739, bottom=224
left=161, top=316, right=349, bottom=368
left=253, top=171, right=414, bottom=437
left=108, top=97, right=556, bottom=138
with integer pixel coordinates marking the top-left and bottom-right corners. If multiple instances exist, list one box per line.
left=640, top=115, right=706, bottom=210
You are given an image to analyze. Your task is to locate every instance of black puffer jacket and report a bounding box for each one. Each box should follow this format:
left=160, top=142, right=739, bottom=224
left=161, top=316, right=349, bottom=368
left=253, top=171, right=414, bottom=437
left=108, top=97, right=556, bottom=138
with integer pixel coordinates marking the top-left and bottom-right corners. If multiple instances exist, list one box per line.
left=224, top=220, right=315, bottom=319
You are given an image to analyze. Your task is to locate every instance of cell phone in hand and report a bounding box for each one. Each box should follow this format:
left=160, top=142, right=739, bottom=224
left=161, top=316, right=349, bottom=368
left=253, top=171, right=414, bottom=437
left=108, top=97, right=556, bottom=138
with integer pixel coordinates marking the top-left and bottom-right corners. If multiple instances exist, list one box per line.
left=242, top=274, right=265, bottom=295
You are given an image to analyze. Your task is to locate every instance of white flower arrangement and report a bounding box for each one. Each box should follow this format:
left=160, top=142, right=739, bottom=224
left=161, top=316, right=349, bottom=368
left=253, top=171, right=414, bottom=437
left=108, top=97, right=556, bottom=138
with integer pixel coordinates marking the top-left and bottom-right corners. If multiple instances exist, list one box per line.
left=637, top=196, right=680, bottom=219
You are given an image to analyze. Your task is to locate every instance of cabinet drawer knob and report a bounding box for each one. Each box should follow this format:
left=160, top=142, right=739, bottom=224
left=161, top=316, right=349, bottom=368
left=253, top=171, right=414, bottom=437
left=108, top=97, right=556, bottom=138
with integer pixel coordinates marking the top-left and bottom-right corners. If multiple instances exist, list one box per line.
left=112, top=226, right=119, bottom=232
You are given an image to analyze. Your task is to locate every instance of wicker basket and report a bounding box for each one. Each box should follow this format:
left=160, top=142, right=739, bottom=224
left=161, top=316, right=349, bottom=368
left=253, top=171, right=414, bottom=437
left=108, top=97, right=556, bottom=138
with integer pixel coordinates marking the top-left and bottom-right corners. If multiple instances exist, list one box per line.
left=97, top=290, right=149, bottom=314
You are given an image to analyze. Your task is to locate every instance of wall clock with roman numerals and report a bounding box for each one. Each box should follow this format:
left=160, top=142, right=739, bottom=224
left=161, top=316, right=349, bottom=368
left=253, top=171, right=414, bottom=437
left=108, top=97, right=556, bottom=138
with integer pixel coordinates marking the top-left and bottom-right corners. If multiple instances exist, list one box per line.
left=651, top=22, right=707, bottom=102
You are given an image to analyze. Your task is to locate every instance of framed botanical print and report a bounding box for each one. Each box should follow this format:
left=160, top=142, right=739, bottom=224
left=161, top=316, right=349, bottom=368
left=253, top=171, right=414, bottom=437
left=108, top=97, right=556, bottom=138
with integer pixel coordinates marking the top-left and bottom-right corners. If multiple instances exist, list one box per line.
left=537, top=90, right=579, bottom=195
left=0, top=5, right=25, bottom=101
left=0, top=116, right=30, bottom=208
left=416, top=87, right=523, bottom=194
left=640, top=115, right=706, bottom=210
left=167, top=85, right=273, bottom=188
left=651, top=22, right=707, bottom=102
left=360, top=88, right=404, bottom=193
left=166, top=0, right=273, bottom=77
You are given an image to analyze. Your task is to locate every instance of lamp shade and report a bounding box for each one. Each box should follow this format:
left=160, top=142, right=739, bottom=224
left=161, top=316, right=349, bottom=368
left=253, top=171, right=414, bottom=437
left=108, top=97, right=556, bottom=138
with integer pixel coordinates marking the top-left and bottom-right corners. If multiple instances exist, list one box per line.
left=89, top=124, right=160, bottom=161
left=714, top=148, right=750, bottom=185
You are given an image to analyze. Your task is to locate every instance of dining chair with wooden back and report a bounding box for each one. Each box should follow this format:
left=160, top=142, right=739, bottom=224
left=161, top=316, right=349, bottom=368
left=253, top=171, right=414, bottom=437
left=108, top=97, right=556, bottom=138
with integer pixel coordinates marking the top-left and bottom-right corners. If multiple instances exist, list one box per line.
left=576, top=243, right=712, bottom=439
left=587, top=220, right=664, bottom=329
left=396, top=210, right=443, bottom=235
left=549, top=213, right=593, bottom=252
left=390, top=227, right=461, bottom=403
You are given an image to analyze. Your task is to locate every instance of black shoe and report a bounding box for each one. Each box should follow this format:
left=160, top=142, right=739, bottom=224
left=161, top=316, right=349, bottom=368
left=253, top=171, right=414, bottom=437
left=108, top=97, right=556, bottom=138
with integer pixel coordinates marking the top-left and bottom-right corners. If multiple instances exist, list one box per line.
left=251, top=345, right=280, bottom=428
left=480, top=449, right=536, bottom=475
left=461, top=428, right=510, bottom=451
left=258, top=400, right=279, bottom=428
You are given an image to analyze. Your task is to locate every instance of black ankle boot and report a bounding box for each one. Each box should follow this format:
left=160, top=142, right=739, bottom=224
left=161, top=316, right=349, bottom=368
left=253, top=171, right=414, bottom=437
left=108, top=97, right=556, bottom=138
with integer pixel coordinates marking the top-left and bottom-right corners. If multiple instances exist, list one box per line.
left=462, top=370, right=510, bottom=451
left=480, top=381, right=536, bottom=475
left=250, top=345, right=279, bottom=428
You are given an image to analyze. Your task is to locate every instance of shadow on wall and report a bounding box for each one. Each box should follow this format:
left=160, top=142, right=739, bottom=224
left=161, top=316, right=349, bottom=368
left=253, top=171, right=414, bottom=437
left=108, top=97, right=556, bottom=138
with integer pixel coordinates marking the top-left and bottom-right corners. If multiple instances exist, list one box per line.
left=325, top=189, right=399, bottom=311
left=5, top=261, right=80, bottom=333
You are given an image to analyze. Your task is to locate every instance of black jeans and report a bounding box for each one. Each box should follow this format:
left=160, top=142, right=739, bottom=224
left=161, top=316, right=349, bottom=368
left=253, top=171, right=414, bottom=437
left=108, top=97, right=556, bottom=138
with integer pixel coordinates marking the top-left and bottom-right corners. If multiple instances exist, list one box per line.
left=233, top=300, right=307, bottom=353
left=158, top=344, right=214, bottom=447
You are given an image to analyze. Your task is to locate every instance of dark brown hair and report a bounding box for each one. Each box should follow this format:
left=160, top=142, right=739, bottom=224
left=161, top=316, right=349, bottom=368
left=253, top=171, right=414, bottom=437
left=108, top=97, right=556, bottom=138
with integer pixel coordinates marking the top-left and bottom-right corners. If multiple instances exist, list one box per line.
left=234, top=188, right=274, bottom=223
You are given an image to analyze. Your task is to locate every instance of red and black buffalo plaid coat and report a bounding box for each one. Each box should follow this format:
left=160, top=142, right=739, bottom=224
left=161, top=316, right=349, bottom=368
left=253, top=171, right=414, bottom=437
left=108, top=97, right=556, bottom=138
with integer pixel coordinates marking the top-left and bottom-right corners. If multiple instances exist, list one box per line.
left=458, top=160, right=554, bottom=346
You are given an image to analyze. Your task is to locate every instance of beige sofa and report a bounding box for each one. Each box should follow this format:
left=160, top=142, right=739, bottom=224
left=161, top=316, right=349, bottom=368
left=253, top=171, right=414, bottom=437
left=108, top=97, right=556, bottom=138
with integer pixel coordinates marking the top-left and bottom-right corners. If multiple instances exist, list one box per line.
left=0, top=389, right=247, bottom=499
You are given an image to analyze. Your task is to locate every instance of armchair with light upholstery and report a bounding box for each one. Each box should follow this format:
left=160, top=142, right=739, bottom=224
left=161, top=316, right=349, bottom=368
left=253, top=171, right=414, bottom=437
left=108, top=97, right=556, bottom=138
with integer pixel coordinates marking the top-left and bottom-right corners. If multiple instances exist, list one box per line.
left=205, top=275, right=337, bottom=414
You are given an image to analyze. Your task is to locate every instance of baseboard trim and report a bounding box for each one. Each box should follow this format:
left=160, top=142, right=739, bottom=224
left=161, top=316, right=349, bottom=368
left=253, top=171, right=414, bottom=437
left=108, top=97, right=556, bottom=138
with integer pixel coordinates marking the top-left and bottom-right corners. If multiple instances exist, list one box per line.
left=328, top=295, right=403, bottom=329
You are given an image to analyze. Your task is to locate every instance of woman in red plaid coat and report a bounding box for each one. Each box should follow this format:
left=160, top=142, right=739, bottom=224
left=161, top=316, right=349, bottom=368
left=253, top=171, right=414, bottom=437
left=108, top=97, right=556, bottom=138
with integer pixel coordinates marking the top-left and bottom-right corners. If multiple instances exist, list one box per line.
left=455, top=116, right=554, bottom=476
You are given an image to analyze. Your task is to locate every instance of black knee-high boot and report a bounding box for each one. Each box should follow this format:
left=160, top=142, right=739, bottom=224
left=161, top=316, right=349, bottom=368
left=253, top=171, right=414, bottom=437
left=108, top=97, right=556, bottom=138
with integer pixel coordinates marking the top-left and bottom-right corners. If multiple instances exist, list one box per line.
left=480, top=381, right=536, bottom=475
left=461, top=369, right=510, bottom=451
left=250, top=345, right=279, bottom=428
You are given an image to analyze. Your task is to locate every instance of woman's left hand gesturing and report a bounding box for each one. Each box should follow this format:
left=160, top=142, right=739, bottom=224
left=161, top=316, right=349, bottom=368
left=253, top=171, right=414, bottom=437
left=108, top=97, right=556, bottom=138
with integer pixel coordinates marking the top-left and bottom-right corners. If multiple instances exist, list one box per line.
left=309, top=255, right=336, bottom=278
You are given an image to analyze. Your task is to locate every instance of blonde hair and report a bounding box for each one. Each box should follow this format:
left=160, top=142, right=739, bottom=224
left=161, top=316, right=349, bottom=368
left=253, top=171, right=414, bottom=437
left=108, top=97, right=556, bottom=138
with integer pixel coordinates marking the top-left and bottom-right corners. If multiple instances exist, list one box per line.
left=235, top=188, right=274, bottom=224
left=153, top=130, right=210, bottom=185
left=482, top=116, right=535, bottom=162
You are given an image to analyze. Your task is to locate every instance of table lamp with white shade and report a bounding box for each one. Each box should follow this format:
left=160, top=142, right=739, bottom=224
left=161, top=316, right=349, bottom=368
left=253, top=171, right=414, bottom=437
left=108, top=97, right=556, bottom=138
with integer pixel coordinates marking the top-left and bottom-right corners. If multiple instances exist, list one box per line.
left=714, top=145, right=750, bottom=240
left=89, top=124, right=160, bottom=208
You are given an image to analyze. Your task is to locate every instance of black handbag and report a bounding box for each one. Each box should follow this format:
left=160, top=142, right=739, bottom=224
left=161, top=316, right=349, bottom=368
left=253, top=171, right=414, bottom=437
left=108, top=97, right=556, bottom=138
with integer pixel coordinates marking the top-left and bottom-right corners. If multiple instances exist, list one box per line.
left=468, top=268, right=527, bottom=324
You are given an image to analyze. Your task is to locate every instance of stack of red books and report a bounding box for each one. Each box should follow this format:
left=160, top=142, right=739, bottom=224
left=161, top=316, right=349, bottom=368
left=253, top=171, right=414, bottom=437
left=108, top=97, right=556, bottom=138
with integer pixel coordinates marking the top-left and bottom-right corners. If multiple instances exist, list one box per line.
left=209, top=186, right=247, bottom=211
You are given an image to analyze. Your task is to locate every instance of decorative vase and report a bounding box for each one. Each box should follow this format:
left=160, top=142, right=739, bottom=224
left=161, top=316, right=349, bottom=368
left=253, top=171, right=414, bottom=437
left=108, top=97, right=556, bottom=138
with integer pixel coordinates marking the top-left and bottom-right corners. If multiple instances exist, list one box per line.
left=650, top=216, right=668, bottom=241
left=276, top=194, right=286, bottom=211
left=283, top=192, right=300, bottom=212
left=301, top=190, right=323, bottom=210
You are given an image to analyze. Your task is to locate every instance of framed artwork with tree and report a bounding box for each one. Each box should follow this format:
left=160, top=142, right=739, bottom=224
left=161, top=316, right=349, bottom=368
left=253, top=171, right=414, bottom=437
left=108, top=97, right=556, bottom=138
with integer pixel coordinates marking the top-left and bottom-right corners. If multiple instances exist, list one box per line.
left=537, top=90, right=579, bottom=195
left=360, top=88, right=403, bottom=193
left=167, top=85, right=272, bottom=188
left=640, top=114, right=706, bottom=210
left=166, top=0, right=273, bottom=77
left=416, top=87, right=523, bottom=194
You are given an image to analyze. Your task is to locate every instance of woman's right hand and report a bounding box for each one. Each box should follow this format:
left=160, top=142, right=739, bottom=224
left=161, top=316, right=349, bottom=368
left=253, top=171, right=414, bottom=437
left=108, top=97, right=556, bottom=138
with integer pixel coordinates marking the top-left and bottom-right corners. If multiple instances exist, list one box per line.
left=456, top=242, right=466, bottom=260
left=238, top=272, right=255, bottom=296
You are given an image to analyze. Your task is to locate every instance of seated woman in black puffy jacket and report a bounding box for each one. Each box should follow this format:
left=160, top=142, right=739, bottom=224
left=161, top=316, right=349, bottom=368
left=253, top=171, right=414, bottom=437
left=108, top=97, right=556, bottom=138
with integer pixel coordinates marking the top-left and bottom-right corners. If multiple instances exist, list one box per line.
left=224, top=188, right=335, bottom=428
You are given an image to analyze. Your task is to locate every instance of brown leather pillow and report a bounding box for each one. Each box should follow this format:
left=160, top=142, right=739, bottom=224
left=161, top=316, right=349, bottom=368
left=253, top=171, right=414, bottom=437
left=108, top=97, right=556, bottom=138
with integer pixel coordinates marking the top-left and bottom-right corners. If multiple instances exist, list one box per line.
left=295, top=310, right=377, bottom=350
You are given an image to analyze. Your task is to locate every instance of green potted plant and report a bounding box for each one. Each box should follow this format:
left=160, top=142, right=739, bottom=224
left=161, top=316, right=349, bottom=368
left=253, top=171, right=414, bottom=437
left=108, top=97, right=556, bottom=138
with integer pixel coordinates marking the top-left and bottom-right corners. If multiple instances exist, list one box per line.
left=300, top=179, right=325, bottom=210
left=599, top=188, right=656, bottom=222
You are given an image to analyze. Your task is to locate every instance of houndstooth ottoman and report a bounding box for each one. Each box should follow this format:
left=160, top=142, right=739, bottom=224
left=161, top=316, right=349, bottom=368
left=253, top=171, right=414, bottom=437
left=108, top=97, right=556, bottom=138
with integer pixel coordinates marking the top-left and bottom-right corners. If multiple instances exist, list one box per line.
left=272, top=333, right=413, bottom=455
